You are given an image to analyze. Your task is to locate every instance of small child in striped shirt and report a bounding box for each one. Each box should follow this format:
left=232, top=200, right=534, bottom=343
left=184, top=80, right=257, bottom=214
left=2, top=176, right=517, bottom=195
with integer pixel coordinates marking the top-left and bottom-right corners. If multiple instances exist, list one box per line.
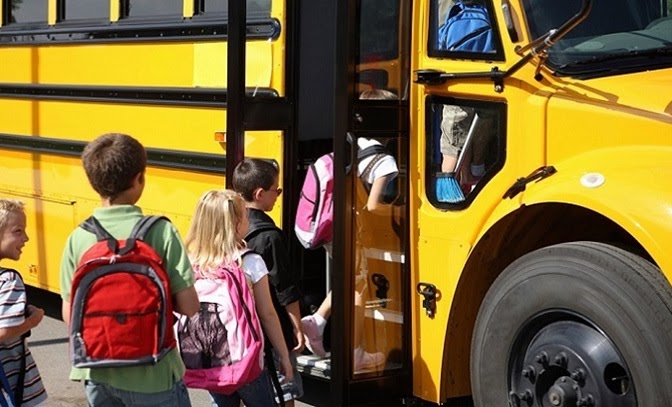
left=0, top=199, right=47, bottom=406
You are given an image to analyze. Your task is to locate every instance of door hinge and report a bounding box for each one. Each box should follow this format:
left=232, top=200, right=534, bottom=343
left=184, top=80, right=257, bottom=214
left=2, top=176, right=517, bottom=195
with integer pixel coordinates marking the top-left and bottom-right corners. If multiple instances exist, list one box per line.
left=417, top=282, right=437, bottom=318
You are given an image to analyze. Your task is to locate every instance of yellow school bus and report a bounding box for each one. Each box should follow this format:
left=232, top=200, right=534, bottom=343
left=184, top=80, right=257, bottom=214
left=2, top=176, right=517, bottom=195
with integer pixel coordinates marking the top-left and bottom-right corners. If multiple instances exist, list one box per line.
left=1, top=0, right=671, bottom=405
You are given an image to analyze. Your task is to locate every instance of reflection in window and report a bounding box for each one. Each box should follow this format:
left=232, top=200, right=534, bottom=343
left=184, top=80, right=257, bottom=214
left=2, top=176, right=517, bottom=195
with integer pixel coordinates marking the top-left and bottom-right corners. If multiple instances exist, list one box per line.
left=8, top=0, right=48, bottom=24
left=123, top=0, right=182, bottom=19
left=357, top=0, right=411, bottom=99
left=195, top=0, right=272, bottom=18
left=430, top=0, right=500, bottom=56
left=62, top=0, right=109, bottom=21
left=427, top=100, right=505, bottom=207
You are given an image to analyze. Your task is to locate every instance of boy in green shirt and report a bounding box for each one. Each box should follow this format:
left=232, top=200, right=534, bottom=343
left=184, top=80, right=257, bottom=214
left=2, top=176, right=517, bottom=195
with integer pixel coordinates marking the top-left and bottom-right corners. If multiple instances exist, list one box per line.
left=60, top=133, right=199, bottom=406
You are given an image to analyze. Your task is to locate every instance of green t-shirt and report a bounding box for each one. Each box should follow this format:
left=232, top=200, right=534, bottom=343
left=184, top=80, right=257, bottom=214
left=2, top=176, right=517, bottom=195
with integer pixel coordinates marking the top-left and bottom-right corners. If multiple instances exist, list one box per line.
left=60, top=205, right=195, bottom=393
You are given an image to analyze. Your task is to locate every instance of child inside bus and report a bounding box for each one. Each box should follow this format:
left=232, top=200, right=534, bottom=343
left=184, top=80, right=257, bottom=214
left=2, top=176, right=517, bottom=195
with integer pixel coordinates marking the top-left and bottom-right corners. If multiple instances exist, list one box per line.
left=300, top=88, right=400, bottom=372
left=185, top=189, right=293, bottom=407
left=0, top=199, right=47, bottom=407
left=59, top=133, right=199, bottom=407
left=232, top=159, right=305, bottom=407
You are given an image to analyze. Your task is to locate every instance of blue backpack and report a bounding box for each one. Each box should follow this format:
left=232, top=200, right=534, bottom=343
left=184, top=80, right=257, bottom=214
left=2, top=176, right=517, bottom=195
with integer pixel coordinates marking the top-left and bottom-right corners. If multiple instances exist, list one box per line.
left=437, top=1, right=495, bottom=52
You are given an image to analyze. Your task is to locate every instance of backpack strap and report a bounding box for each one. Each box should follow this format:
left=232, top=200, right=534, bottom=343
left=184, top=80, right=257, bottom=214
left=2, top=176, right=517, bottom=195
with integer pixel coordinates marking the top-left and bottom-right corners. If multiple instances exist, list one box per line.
left=264, top=350, right=285, bottom=407
left=80, top=216, right=119, bottom=254
left=128, top=216, right=170, bottom=241
left=245, top=223, right=279, bottom=242
left=357, top=144, right=388, bottom=162
left=360, top=153, right=387, bottom=194
left=120, top=216, right=170, bottom=256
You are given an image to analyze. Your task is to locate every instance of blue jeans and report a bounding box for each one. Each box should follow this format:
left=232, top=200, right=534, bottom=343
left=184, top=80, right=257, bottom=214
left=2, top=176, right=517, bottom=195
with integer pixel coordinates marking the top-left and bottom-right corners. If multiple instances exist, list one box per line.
left=210, top=370, right=275, bottom=407
left=85, top=380, right=191, bottom=407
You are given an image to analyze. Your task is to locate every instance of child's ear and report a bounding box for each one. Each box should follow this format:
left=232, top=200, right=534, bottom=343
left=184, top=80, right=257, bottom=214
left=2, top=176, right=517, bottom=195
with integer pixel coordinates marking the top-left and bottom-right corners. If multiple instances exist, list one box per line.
left=134, top=171, right=145, bottom=186
left=252, top=187, right=264, bottom=202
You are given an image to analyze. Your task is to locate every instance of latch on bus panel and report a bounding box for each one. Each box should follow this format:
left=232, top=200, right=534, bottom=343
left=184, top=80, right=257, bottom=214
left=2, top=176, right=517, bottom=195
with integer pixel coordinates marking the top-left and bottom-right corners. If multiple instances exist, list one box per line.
left=417, top=282, right=437, bottom=318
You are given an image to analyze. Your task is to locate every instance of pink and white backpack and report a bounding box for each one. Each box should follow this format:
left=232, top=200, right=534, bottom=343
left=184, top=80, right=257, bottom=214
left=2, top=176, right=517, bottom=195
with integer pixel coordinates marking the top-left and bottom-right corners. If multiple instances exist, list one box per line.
left=294, top=144, right=388, bottom=249
left=177, top=252, right=264, bottom=394
left=294, top=153, right=334, bottom=249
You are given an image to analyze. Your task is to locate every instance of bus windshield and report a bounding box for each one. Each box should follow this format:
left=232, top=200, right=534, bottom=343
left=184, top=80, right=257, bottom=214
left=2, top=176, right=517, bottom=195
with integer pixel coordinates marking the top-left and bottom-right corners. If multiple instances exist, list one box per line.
left=523, top=0, right=672, bottom=77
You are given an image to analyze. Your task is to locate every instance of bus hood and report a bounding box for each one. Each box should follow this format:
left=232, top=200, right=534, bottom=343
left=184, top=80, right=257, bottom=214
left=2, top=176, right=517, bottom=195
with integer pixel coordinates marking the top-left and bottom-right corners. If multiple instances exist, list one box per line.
left=553, top=69, right=672, bottom=117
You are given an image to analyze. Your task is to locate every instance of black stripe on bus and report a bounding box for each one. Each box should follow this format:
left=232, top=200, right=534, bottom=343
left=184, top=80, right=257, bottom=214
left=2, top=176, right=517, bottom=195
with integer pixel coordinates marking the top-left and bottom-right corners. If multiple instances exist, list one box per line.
left=0, top=133, right=226, bottom=175
left=0, top=18, right=280, bottom=45
left=0, top=84, right=279, bottom=107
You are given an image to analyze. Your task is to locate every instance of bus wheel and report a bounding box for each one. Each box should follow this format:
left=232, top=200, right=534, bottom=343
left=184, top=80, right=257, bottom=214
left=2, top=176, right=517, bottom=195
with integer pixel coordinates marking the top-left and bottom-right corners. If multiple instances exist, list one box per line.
left=471, top=242, right=672, bottom=407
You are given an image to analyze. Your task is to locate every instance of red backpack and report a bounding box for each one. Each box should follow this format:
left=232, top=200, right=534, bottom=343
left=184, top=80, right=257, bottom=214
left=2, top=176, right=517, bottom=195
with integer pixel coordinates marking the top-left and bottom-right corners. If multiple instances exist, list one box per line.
left=69, top=216, right=176, bottom=368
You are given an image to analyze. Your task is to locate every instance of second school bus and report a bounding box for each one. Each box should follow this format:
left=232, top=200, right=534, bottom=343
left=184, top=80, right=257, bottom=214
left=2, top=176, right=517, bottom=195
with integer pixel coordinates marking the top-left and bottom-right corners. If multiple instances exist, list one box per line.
left=1, top=0, right=671, bottom=405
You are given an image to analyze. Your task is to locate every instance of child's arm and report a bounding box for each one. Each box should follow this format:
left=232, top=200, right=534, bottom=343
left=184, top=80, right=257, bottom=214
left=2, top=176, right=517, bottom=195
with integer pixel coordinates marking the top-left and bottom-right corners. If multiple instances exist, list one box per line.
left=285, top=300, right=305, bottom=353
left=173, top=286, right=199, bottom=318
left=62, top=300, right=71, bottom=326
left=253, top=276, right=294, bottom=383
left=0, top=276, right=44, bottom=341
left=366, top=174, right=396, bottom=213
left=0, top=305, right=43, bottom=342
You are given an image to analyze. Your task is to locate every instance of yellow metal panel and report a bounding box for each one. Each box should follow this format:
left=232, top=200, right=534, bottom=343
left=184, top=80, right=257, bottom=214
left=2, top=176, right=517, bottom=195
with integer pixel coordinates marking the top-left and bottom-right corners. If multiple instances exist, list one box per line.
left=48, top=0, right=56, bottom=24
left=193, top=42, right=273, bottom=88
left=522, top=147, right=672, bottom=278
left=183, top=0, right=194, bottom=18
left=111, top=0, right=119, bottom=22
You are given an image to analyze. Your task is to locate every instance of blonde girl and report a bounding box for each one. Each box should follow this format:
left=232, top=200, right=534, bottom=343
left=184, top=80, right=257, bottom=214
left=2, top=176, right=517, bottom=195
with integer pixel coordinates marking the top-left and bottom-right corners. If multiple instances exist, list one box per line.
left=185, top=189, right=293, bottom=407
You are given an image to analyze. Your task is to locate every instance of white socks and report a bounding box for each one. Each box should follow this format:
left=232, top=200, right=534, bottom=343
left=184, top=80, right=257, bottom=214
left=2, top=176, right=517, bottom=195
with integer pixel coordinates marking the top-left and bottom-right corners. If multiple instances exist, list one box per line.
left=314, top=313, right=327, bottom=336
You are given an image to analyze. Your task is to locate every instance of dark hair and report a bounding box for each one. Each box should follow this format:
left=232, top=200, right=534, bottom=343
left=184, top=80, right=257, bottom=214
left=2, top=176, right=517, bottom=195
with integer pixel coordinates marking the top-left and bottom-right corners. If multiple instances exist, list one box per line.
left=81, top=133, right=147, bottom=199
left=231, top=159, right=279, bottom=201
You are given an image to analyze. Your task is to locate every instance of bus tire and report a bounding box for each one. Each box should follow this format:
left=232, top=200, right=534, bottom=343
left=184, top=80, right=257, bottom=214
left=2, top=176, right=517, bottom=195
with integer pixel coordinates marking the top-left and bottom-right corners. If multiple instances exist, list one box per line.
left=471, top=241, right=672, bottom=407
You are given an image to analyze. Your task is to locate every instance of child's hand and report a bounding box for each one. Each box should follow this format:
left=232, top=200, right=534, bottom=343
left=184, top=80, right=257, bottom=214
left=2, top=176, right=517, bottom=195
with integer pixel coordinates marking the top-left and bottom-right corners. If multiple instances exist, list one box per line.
left=26, top=305, right=44, bottom=328
left=280, top=354, right=294, bottom=384
left=292, top=328, right=306, bottom=354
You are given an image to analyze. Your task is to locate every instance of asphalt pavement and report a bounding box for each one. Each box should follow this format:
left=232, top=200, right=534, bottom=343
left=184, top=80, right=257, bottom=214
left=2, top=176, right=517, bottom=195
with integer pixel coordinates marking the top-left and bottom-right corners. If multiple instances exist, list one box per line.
left=25, top=287, right=319, bottom=407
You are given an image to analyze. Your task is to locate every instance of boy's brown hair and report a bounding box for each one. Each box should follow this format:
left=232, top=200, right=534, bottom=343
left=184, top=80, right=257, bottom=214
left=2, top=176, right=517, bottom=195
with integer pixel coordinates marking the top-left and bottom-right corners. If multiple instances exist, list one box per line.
left=231, top=159, right=279, bottom=202
left=81, top=133, right=147, bottom=199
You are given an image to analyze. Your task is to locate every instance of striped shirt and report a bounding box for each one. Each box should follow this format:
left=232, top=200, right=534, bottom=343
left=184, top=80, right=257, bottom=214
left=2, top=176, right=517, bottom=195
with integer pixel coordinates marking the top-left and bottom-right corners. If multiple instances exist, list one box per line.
left=0, top=270, right=47, bottom=406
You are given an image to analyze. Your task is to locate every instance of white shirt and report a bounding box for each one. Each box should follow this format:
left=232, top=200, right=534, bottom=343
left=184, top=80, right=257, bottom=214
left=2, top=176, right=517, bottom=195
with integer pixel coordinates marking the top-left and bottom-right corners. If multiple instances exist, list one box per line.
left=356, top=138, right=399, bottom=184
left=238, top=251, right=269, bottom=291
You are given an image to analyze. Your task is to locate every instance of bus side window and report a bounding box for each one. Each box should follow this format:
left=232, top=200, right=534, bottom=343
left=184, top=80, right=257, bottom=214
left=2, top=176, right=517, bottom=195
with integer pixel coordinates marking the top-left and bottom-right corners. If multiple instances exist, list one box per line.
left=5, top=0, right=48, bottom=25
left=121, top=0, right=182, bottom=19
left=426, top=99, right=506, bottom=208
left=429, top=0, right=504, bottom=60
left=60, top=0, right=109, bottom=22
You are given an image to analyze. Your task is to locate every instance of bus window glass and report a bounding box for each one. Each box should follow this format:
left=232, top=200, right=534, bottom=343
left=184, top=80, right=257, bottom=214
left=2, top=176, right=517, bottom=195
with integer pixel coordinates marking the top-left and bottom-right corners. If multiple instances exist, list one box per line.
left=426, top=99, right=506, bottom=208
left=7, top=0, right=48, bottom=25
left=357, top=0, right=410, bottom=100
left=63, top=0, right=109, bottom=21
left=123, top=0, right=182, bottom=19
left=428, top=0, right=503, bottom=60
left=196, top=0, right=272, bottom=18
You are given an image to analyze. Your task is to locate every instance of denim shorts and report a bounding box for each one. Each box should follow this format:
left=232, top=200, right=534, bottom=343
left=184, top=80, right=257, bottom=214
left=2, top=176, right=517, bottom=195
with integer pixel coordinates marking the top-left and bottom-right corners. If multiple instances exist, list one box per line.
left=85, top=379, right=191, bottom=407
left=210, top=369, right=275, bottom=407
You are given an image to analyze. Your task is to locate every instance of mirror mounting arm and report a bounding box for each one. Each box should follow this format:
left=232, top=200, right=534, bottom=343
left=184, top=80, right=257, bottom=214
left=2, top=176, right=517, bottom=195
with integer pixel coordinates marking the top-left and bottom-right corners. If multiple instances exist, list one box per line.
left=414, top=0, right=593, bottom=91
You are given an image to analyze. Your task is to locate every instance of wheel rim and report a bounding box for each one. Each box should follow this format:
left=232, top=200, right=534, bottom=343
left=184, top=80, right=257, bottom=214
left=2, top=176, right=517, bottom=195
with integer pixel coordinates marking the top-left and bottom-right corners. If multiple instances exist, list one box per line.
left=508, top=313, right=637, bottom=407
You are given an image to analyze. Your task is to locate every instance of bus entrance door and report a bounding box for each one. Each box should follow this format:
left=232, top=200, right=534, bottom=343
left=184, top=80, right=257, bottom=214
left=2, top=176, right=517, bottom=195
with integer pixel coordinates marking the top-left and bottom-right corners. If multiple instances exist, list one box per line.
left=329, top=0, right=412, bottom=405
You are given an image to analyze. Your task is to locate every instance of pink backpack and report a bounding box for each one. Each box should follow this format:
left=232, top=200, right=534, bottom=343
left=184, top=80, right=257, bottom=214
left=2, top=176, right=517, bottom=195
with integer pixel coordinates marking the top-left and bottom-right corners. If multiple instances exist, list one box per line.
left=177, top=252, right=264, bottom=394
left=295, top=153, right=334, bottom=249
left=294, top=145, right=388, bottom=249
